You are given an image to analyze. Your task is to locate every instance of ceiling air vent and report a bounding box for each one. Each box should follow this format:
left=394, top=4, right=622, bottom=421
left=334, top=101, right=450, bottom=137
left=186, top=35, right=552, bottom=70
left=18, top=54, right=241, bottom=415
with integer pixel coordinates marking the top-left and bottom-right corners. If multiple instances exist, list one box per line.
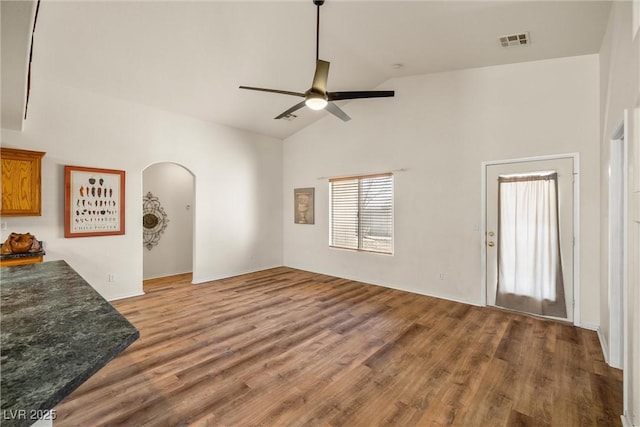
left=499, top=32, right=530, bottom=48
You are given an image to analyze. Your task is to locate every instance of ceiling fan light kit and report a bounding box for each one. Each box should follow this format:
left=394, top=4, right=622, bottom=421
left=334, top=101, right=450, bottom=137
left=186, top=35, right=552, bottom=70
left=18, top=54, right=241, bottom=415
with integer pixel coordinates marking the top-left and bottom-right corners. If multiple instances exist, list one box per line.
left=305, top=95, right=328, bottom=111
left=239, top=0, right=394, bottom=122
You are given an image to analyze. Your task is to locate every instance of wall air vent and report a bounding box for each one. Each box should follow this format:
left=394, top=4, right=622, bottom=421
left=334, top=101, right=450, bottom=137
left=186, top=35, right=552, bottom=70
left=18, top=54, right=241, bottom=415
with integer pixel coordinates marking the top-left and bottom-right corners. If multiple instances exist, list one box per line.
left=498, top=32, right=530, bottom=48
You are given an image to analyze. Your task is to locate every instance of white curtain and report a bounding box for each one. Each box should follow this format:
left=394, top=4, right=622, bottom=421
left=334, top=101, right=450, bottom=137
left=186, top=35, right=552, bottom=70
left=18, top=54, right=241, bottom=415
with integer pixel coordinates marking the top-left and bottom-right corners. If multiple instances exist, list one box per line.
left=496, top=172, right=566, bottom=318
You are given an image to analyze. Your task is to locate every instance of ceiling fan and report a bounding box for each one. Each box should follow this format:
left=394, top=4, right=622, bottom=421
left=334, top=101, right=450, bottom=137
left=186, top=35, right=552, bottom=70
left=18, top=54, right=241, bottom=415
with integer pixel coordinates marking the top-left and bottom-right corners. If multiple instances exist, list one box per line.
left=239, top=0, right=394, bottom=122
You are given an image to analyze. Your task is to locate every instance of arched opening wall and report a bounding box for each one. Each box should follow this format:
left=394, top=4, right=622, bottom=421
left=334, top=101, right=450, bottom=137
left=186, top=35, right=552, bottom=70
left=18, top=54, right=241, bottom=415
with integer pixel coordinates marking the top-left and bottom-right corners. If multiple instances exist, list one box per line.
left=142, top=162, right=195, bottom=280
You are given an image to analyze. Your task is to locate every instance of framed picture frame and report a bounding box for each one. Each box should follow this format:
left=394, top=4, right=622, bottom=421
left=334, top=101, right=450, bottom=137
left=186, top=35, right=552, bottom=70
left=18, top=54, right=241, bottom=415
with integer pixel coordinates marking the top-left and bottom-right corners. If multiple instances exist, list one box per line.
left=64, top=165, right=125, bottom=238
left=294, top=187, right=314, bottom=224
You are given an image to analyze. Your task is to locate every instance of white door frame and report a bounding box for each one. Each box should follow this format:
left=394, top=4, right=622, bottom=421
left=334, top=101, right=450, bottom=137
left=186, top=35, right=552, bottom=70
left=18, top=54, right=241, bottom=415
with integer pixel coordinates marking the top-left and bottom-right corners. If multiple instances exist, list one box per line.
left=609, top=121, right=627, bottom=369
left=622, top=107, right=640, bottom=427
left=480, top=152, right=581, bottom=326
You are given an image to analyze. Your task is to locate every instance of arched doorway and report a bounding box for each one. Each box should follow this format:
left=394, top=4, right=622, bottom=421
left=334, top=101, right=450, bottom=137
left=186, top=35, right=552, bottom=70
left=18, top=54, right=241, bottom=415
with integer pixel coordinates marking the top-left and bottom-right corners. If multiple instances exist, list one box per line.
left=142, top=162, right=195, bottom=281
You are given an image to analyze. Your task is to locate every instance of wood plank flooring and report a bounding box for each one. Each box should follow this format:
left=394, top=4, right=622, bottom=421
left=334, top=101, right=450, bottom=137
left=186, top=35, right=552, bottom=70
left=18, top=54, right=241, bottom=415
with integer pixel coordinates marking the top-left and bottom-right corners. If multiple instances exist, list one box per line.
left=54, top=267, right=623, bottom=426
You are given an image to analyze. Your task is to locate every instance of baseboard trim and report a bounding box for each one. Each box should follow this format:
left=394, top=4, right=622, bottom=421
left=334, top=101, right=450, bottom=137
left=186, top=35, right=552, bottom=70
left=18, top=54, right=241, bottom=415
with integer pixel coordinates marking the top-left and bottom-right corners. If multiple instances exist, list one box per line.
left=580, top=322, right=599, bottom=331
left=283, top=264, right=480, bottom=307
left=108, top=291, right=145, bottom=301
left=193, top=264, right=284, bottom=285
left=143, top=270, right=193, bottom=281
left=595, top=326, right=611, bottom=365
left=621, top=414, right=634, bottom=427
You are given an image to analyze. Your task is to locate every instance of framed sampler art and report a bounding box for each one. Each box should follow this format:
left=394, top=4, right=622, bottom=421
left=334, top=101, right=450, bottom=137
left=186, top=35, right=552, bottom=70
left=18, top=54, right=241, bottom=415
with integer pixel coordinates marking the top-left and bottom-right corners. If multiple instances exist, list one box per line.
left=64, top=165, right=125, bottom=237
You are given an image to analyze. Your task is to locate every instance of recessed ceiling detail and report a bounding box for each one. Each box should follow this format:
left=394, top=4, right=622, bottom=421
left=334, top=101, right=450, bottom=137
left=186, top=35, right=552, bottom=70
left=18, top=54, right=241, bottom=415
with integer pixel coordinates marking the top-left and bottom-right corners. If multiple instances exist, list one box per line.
left=499, top=32, right=530, bottom=48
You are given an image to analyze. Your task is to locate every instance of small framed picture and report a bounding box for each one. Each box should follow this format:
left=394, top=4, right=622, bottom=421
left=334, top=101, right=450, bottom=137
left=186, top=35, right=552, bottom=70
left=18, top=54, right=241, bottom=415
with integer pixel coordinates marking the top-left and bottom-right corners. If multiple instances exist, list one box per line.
left=64, top=165, right=125, bottom=237
left=294, top=188, right=314, bottom=224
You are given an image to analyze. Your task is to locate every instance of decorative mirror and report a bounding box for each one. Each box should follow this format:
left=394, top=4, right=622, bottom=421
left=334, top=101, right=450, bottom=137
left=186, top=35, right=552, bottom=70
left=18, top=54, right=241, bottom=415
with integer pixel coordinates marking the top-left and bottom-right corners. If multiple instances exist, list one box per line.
left=142, top=192, right=169, bottom=250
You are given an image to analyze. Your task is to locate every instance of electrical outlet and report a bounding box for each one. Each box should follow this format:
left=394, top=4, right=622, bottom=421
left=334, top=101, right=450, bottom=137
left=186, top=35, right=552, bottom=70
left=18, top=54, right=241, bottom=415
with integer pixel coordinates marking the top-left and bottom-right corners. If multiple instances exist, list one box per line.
left=108, top=274, right=116, bottom=283
left=0, top=222, right=7, bottom=231
left=439, top=273, right=445, bottom=280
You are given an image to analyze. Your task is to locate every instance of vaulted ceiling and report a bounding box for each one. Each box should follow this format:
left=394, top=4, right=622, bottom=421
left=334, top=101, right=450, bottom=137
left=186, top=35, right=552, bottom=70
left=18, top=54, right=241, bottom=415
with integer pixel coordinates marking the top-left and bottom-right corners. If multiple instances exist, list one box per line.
left=3, top=1, right=612, bottom=139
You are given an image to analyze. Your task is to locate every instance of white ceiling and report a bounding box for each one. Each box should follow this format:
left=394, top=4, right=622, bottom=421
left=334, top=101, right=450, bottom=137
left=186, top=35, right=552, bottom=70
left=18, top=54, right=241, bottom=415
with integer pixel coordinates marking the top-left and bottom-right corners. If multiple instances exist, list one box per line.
left=27, top=1, right=612, bottom=139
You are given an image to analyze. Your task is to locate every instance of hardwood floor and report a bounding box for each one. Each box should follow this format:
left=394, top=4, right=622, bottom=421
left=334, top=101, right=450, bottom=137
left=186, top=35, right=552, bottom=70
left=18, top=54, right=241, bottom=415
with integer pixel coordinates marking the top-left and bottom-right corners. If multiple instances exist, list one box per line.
left=54, top=267, right=622, bottom=426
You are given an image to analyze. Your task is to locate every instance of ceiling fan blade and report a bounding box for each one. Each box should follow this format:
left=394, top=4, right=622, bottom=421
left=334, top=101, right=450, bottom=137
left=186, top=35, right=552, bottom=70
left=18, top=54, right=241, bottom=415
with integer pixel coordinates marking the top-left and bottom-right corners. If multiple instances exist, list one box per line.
left=328, top=90, right=395, bottom=101
left=275, top=101, right=307, bottom=120
left=311, top=60, right=330, bottom=93
left=325, top=102, right=351, bottom=122
left=239, top=86, right=305, bottom=98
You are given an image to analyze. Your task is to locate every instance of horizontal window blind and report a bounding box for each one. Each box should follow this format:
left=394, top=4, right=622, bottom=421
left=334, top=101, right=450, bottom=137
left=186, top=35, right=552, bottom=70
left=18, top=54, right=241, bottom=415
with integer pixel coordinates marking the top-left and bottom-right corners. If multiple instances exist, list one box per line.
left=330, top=173, right=393, bottom=254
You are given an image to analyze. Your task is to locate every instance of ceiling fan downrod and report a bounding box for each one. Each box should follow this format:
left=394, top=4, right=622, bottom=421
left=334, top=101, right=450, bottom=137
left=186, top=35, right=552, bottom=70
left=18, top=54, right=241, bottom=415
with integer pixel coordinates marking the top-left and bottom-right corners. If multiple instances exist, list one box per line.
left=314, top=0, right=325, bottom=62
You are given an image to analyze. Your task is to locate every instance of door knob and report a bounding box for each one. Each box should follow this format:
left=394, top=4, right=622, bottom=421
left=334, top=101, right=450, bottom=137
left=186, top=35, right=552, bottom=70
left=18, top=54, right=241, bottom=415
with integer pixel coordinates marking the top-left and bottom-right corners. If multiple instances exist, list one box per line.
left=487, top=241, right=495, bottom=247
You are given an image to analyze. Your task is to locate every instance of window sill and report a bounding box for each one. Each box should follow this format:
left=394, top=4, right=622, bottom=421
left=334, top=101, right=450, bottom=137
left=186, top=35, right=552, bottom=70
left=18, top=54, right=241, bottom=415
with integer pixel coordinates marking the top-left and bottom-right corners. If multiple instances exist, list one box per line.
left=329, top=245, right=393, bottom=256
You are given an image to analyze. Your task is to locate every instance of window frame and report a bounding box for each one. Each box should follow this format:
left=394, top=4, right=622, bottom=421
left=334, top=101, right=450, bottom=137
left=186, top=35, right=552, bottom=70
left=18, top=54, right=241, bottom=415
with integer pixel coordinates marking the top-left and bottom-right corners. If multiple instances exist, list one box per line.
left=329, top=172, right=394, bottom=255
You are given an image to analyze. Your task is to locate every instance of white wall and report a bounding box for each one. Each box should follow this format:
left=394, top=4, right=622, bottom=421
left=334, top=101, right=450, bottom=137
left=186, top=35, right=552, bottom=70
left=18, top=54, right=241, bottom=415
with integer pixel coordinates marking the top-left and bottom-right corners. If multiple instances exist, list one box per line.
left=283, top=54, right=601, bottom=326
left=599, top=0, right=640, bottom=347
left=598, top=1, right=640, bottom=424
left=143, top=162, right=194, bottom=280
left=0, top=0, right=36, bottom=131
left=1, top=77, right=283, bottom=301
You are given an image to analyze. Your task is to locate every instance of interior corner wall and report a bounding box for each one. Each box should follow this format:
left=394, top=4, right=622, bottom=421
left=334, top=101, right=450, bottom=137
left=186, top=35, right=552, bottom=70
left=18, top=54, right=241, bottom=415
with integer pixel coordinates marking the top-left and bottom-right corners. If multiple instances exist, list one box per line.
left=143, top=162, right=194, bottom=280
left=283, top=54, right=601, bottom=326
left=598, top=0, right=640, bottom=422
left=1, top=77, right=284, bottom=301
left=599, top=0, right=640, bottom=351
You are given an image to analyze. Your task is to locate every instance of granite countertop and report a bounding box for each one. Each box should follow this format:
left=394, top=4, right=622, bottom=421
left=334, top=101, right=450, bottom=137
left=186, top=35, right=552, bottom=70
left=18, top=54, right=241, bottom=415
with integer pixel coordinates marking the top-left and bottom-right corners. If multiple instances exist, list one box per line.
left=0, top=250, right=46, bottom=260
left=0, top=260, right=139, bottom=427
left=0, top=243, right=45, bottom=260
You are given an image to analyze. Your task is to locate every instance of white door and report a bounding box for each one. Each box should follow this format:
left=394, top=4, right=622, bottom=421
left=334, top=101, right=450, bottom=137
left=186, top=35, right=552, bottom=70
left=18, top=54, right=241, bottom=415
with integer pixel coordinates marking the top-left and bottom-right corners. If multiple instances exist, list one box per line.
left=486, top=157, right=574, bottom=322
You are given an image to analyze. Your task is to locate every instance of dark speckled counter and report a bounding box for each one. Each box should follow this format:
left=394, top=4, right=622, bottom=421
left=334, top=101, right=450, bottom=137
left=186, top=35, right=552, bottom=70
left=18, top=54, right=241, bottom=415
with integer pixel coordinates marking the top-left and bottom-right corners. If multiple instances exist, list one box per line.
left=0, top=260, right=139, bottom=427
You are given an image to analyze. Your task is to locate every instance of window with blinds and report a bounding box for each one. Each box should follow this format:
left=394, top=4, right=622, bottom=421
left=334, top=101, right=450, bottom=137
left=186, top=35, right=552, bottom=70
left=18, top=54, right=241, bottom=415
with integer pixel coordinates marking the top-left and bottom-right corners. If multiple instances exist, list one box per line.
left=330, top=173, right=393, bottom=254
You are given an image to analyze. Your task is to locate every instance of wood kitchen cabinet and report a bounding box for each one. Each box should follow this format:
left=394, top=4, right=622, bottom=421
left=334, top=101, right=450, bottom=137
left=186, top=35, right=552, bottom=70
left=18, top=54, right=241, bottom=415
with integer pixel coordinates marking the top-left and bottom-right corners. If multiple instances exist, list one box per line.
left=1, top=147, right=46, bottom=216
left=0, top=254, right=44, bottom=267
